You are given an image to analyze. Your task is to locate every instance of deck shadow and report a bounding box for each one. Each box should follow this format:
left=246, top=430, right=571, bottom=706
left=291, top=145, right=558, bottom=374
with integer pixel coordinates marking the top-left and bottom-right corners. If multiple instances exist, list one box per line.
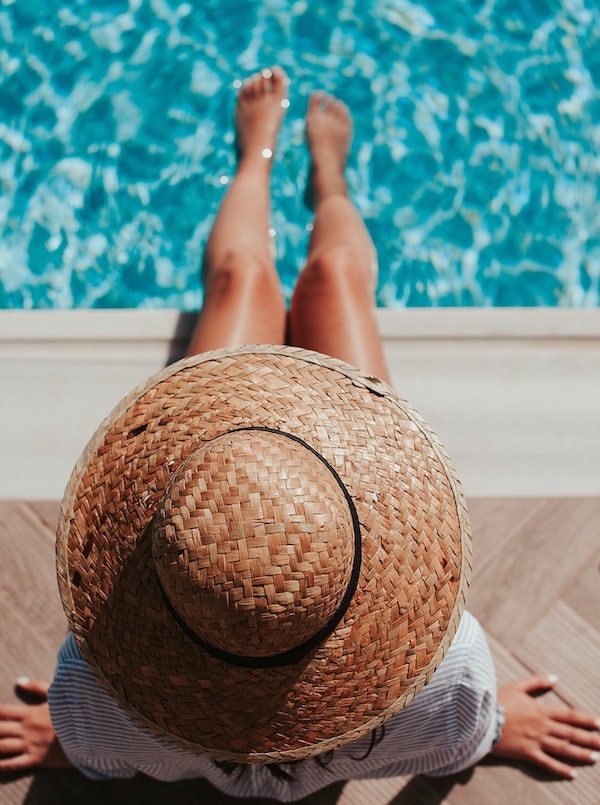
left=20, top=771, right=346, bottom=805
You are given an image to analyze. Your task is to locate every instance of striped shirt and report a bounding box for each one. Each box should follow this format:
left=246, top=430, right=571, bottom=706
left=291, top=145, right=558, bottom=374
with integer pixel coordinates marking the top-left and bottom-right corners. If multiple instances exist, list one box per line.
left=48, top=612, right=500, bottom=801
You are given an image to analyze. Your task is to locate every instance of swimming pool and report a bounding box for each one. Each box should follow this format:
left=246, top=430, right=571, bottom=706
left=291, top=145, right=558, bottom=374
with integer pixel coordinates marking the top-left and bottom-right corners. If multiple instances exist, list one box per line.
left=0, top=0, right=598, bottom=309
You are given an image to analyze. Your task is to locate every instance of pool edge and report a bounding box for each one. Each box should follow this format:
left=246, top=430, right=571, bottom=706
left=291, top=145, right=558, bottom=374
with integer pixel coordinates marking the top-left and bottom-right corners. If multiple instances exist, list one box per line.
left=1, top=308, right=599, bottom=500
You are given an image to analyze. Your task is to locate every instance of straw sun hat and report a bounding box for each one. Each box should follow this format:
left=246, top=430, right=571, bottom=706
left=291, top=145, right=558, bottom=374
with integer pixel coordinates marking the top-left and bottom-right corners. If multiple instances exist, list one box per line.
left=56, top=344, right=471, bottom=764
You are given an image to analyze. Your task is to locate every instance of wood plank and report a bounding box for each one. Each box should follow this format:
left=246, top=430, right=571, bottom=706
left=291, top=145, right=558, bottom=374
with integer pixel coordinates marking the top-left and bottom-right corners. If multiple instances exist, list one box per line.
left=441, top=762, right=580, bottom=805
left=514, top=601, right=600, bottom=717
left=563, top=544, right=600, bottom=632
left=466, top=498, right=546, bottom=573
left=339, top=774, right=451, bottom=804
left=28, top=501, right=62, bottom=532
left=23, top=773, right=264, bottom=805
left=1, top=498, right=598, bottom=804
left=0, top=502, right=70, bottom=805
left=0, top=502, right=66, bottom=688
left=465, top=499, right=600, bottom=644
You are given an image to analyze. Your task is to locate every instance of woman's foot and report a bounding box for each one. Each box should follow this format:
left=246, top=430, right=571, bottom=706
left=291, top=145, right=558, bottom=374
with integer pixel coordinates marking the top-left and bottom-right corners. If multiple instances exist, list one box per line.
left=491, top=675, right=600, bottom=779
left=235, top=67, right=289, bottom=170
left=305, top=91, right=352, bottom=209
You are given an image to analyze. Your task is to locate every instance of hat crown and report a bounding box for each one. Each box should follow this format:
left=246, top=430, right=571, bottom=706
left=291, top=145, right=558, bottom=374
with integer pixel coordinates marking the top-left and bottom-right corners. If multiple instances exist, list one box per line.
left=151, top=429, right=357, bottom=661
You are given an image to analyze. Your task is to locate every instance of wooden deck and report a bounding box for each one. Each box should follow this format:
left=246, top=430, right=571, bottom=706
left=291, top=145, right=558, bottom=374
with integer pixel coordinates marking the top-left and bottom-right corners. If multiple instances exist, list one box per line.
left=1, top=497, right=599, bottom=804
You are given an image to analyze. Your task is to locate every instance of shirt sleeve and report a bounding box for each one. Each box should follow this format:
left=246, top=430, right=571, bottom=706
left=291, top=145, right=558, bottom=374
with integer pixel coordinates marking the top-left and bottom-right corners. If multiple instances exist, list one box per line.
left=47, top=613, right=501, bottom=786
left=414, top=610, right=501, bottom=776
left=47, top=633, right=229, bottom=784
left=48, top=633, right=140, bottom=780
left=327, top=611, right=501, bottom=780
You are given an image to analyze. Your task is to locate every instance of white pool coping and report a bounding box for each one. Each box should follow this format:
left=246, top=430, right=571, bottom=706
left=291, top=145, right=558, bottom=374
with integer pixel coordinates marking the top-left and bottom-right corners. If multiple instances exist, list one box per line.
left=1, top=308, right=599, bottom=500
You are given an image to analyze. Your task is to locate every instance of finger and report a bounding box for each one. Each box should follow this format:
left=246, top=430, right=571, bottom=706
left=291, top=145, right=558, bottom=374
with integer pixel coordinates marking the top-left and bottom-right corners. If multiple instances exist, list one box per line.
left=15, top=678, right=49, bottom=697
left=0, top=704, right=24, bottom=721
left=550, top=721, right=600, bottom=749
left=0, top=737, right=25, bottom=757
left=518, top=673, right=558, bottom=695
left=543, top=735, right=600, bottom=765
left=0, top=721, right=21, bottom=738
left=15, top=678, right=49, bottom=705
left=551, top=709, right=600, bottom=732
left=0, top=752, right=36, bottom=774
left=531, top=747, right=579, bottom=780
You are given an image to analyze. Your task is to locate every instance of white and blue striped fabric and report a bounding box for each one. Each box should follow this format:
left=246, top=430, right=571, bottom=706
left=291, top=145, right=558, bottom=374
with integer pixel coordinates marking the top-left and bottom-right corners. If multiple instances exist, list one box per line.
left=48, top=611, right=500, bottom=801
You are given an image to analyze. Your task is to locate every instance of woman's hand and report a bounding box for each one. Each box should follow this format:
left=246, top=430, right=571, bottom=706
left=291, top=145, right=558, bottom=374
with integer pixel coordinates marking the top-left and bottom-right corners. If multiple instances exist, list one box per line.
left=0, top=678, right=72, bottom=773
left=491, top=674, right=600, bottom=779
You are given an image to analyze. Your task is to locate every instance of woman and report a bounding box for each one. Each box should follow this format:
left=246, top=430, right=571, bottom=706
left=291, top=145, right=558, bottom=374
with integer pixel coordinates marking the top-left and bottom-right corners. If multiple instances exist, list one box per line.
left=0, top=67, right=597, bottom=795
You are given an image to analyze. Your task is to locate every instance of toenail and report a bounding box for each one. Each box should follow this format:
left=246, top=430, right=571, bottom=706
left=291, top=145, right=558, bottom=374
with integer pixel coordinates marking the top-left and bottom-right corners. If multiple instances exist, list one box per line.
left=283, top=76, right=291, bottom=87
left=280, top=98, right=290, bottom=109
left=262, top=68, right=272, bottom=79
left=232, top=79, right=242, bottom=89
left=262, top=148, right=273, bottom=159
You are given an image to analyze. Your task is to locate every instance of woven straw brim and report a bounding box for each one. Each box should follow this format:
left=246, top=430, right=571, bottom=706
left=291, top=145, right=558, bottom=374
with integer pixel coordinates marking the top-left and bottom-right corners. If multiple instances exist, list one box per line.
left=56, top=345, right=471, bottom=764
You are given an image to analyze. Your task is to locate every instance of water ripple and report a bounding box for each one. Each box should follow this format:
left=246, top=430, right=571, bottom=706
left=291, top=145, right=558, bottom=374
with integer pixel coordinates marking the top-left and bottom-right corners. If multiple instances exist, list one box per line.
left=0, top=0, right=598, bottom=308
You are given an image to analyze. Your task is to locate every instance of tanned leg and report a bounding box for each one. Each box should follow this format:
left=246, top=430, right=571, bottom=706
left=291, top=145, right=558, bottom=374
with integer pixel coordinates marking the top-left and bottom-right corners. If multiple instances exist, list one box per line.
left=187, top=67, right=289, bottom=355
left=288, top=89, right=600, bottom=783
left=288, top=91, right=391, bottom=383
left=0, top=68, right=292, bottom=777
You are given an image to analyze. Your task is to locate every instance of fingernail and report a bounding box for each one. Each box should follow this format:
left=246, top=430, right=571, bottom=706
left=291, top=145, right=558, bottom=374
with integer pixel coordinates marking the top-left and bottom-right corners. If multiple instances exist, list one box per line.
left=591, top=751, right=600, bottom=763
left=16, top=676, right=30, bottom=686
left=569, top=768, right=578, bottom=779
left=547, top=673, right=559, bottom=684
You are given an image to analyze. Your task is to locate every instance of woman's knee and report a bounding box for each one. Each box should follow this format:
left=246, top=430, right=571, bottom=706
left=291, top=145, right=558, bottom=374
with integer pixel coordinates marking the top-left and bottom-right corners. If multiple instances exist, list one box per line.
left=293, top=246, right=372, bottom=307
left=203, top=250, right=284, bottom=310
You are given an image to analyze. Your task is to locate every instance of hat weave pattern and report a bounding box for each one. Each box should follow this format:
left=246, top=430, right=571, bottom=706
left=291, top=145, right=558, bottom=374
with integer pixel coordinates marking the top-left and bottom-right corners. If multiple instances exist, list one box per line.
left=151, top=427, right=362, bottom=664
left=57, top=345, right=471, bottom=763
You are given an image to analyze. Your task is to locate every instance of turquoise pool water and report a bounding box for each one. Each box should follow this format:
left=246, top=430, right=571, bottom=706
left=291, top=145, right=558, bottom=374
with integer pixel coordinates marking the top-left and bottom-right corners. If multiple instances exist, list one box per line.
left=0, top=0, right=599, bottom=309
